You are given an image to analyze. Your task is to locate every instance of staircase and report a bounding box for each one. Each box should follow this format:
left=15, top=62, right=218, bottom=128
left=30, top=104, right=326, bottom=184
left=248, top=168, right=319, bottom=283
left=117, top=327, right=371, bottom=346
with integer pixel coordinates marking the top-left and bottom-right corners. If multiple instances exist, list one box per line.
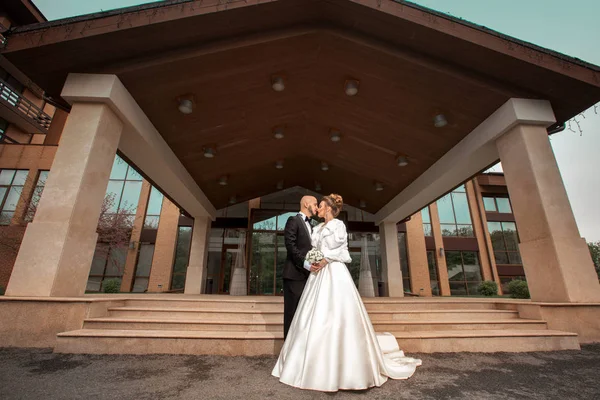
left=54, top=296, right=580, bottom=355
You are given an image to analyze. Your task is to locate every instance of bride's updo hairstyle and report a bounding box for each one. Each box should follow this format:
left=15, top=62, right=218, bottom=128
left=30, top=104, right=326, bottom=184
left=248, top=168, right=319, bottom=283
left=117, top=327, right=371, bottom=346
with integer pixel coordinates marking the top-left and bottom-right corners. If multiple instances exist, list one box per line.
left=322, top=194, right=344, bottom=218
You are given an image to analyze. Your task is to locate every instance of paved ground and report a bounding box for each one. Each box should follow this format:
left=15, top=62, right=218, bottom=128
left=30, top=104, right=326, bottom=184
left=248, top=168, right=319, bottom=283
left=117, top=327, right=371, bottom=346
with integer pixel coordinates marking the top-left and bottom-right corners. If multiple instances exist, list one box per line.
left=1, top=345, right=599, bottom=400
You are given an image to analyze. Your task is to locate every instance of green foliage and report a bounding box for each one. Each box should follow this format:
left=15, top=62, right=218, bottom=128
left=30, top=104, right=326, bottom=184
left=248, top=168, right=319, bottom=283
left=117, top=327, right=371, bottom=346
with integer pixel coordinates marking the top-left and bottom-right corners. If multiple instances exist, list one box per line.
left=588, top=241, right=600, bottom=279
left=477, top=280, right=499, bottom=296
left=102, top=279, right=121, bottom=294
left=507, top=279, right=530, bottom=299
left=0, top=286, right=5, bottom=296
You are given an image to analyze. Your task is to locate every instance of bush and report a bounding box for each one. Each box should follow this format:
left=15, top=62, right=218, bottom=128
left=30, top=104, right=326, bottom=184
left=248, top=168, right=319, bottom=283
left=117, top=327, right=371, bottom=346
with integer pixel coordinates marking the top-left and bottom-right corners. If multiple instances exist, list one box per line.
left=102, top=279, right=121, bottom=294
left=477, top=280, right=498, bottom=296
left=0, top=286, right=5, bottom=296
left=508, top=279, right=530, bottom=299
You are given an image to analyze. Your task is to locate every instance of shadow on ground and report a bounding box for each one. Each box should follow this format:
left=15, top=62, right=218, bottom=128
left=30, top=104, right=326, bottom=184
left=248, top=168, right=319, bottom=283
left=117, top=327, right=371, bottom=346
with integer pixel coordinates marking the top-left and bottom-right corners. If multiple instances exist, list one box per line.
left=1, top=344, right=599, bottom=400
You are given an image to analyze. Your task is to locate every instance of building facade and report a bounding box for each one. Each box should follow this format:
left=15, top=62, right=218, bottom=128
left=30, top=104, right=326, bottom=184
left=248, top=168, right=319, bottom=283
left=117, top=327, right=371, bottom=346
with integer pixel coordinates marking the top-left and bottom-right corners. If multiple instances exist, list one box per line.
left=1, top=133, right=526, bottom=298
left=0, top=0, right=598, bottom=306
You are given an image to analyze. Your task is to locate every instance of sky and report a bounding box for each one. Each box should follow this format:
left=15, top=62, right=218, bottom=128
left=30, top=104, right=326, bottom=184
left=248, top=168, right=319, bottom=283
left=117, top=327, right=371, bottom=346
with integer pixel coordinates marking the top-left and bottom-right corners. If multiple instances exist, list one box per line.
left=32, top=0, right=600, bottom=241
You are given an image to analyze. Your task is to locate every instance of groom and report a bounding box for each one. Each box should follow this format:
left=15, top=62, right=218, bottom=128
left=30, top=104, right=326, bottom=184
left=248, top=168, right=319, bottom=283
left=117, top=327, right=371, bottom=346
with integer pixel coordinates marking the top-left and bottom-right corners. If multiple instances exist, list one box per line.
left=282, top=195, right=318, bottom=339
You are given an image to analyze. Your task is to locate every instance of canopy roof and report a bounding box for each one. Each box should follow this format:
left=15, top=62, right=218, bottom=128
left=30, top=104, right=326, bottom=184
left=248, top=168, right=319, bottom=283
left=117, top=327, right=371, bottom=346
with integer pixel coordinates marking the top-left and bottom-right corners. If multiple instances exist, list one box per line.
left=2, top=0, right=599, bottom=212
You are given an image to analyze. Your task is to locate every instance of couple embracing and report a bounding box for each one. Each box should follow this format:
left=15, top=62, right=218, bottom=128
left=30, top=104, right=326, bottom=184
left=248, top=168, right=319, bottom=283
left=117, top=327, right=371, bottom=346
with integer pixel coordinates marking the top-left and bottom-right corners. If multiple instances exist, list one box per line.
left=272, top=194, right=422, bottom=392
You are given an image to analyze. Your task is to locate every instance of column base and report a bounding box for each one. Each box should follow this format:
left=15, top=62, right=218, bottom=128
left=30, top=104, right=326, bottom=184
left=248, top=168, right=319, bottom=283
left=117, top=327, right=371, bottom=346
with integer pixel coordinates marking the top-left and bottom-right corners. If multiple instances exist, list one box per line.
left=520, top=236, right=600, bottom=303
left=6, top=221, right=98, bottom=297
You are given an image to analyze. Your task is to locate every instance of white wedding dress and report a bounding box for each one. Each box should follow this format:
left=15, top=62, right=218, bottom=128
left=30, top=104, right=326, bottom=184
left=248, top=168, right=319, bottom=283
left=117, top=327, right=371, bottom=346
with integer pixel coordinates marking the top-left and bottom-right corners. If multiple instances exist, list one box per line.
left=272, top=219, right=422, bottom=392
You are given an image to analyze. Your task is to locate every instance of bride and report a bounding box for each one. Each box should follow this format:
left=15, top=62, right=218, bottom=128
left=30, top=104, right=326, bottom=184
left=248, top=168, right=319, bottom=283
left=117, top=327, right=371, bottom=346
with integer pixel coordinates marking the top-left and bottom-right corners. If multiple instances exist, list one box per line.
left=272, top=193, right=422, bottom=392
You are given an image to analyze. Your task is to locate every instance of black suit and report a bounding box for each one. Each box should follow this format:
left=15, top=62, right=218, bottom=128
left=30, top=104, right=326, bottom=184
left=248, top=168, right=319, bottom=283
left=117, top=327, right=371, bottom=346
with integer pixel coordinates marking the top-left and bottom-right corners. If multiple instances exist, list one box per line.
left=282, top=214, right=312, bottom=339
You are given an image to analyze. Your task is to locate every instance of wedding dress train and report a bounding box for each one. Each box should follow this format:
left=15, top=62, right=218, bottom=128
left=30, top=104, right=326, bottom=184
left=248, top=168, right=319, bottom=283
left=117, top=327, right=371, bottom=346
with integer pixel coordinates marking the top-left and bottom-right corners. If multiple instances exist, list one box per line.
left=272, top=219, right=421, bottom=392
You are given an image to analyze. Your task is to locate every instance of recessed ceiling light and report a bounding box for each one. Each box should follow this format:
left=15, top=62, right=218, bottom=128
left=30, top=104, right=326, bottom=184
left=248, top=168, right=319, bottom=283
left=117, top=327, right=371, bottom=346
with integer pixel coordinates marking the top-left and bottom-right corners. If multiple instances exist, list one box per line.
left=218, top=176, right=228, bottom=186
left=315, top=181, right=322, bottom=191
left=229, top=196, right=236, bottom=204
left=271, top=76, right=285, bottom=92
left=275, top=160, right=284, bottom=169
left=321, top=162, right=329, bottom=171
left=397, top=156, right=409, bottom=167
left=330, top=129, right=341, bottom=142
left=375, top=182, right=384, bottom=191
left=273, top=127, right=285, bottom=139
left=178, top=99, right=194, bottom=114
left=344, top=79, right=359, bottom=96
left=276, top=180, right=284, bottom=190
left=433, top=114, right=448, bottom=128
left=359, top=200, right=367, bottom=208
left=203, top=147, right=216, bottom=158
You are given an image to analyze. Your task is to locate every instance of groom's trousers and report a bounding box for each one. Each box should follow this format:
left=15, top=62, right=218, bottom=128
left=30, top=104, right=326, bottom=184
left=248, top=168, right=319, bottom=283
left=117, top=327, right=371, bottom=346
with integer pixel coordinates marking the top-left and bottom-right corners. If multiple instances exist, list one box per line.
left=283, top=279, right=307, bottom=340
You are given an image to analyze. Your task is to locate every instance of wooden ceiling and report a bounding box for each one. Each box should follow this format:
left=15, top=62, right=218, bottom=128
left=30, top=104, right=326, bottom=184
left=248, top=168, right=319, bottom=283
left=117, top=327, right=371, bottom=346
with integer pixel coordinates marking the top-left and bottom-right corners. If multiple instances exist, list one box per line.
left=117, top=30, right=509, bottom=211
left=3, top=0, right=600, bottom=212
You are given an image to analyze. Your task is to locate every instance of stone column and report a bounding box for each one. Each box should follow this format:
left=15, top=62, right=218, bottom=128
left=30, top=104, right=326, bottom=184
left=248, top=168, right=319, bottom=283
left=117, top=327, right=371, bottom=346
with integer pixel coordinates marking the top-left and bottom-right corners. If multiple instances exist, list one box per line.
left=429, top=203, right=451, bottom=296
left=497, top=124, right=600, bottom=302
left=405, top=212, right=432, bottom=297
left=6, top=103, right=123, bottom=297
left=184, top=216, right=211, bottom=295
left=120, top=180, right=152, bottom=292
left=148, top=198, right=180, bottom=292
left=465, top=180, right=494, bottom=282
left=472, top=179, right=503, bottom=294
left=379, top=221, right=404, bottom=297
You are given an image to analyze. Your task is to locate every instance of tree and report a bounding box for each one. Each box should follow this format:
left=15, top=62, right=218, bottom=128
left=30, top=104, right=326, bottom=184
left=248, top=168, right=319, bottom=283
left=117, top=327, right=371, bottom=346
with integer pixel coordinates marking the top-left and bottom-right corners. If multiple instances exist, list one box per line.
left=588, top=241, right=600, bottom=279
left=0, top=179, right=137, bottom=277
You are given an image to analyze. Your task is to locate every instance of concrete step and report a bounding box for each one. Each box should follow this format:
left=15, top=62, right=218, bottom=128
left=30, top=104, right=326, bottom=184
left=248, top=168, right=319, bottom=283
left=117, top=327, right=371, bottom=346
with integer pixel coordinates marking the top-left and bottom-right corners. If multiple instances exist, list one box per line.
left=107, top=307, right=520, bottom=322
left=83, top=318, right=546, bottom=332
left=392, top=329, right=580, bottom=353
left=368, top=309, right=520, bottom=321
left=106, top=307, right=283, bottom=322
left=54, top=328, right=579, bottom=355
left=120, top=298, right=516, bottom=312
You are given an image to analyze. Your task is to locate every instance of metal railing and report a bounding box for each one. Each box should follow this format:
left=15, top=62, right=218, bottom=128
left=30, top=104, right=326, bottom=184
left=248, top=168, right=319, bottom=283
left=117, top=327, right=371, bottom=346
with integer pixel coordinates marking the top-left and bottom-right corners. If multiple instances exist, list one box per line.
left=0, top=78, right=52, bottom=132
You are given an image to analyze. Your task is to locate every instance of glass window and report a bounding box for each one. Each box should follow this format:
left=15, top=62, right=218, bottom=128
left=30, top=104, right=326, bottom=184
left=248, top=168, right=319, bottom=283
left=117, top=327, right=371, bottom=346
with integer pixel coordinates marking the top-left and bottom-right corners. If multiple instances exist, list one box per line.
left=427, top=251, right=440, bottom=296
left=0, top=170, right=16, bottom=185
left=25, top=170, right=50, bottom=222
left=487, top=221, right=522, bottom=265
left=126, top=166, right=143, bottom=181
left=398, top=232, right=411, bottom=293
left=0, top=117, right=8, bottom=141
left=421, top=207, right=432, bottom=236
left=120, top=181, right=143, bottom=213
left=483, top=197, right=497, bottom=212
left=276, top=212, right=298, bottom=231
left=109, top=157, right=128, bottom=180
left=146, top=187, right=164, bottom=216
left=496, top=198, right=512, bottom=213
left=436, top=186, right=474, bottom=237
left=0, top=169, right=28, bottom=225
left=170, top=226, right=193, bottom=290
left=483, top=196, right=513, bottom=214
left=144, top=187, right=164, bottom=229
left=132, top=243, right=155, bottom=293
left=445, top=251, right=482, bottom=296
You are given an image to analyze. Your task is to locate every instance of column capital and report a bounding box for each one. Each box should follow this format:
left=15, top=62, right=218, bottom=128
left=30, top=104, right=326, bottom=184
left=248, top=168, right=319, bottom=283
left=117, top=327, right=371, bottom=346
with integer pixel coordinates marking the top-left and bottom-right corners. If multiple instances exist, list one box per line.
left=61, top=73, right=216, bottom=220
left=375, top=98, right=556, bottom=225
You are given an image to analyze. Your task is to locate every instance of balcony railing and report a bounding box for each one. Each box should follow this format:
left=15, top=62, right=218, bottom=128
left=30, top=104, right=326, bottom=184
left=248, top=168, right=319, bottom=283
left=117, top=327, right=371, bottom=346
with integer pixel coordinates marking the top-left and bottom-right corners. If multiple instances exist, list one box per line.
left=0, top=78, right=52, bottom=132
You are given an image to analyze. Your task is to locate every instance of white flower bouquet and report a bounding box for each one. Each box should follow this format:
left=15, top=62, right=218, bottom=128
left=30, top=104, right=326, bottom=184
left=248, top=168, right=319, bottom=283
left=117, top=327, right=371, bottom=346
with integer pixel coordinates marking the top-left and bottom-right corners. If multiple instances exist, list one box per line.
left=305, top=248, right=324, bottom=264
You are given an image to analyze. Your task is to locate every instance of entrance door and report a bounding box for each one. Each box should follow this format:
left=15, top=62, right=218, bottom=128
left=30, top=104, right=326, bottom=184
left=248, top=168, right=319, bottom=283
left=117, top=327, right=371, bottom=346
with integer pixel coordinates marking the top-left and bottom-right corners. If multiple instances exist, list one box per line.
left=248, top=232, right=286, bottom=295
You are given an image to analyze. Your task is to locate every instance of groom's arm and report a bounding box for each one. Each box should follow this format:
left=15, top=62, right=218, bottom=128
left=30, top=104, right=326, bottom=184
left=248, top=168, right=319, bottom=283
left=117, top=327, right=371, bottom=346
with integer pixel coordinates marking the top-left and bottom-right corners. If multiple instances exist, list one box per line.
left=284, top=217, right=311, bottom=272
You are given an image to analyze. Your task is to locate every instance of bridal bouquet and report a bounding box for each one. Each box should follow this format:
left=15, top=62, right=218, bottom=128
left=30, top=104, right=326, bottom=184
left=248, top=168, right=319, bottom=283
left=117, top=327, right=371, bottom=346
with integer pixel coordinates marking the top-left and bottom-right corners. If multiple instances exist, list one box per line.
left=305, top=248, right=324, bottom=264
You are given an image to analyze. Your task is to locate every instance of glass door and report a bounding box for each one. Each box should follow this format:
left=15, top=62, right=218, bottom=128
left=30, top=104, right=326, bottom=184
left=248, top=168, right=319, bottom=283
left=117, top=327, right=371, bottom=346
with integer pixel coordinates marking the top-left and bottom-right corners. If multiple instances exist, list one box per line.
left=218, top=245, right=237, bottom=294
left=248, top=209, right=298, bottom=295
